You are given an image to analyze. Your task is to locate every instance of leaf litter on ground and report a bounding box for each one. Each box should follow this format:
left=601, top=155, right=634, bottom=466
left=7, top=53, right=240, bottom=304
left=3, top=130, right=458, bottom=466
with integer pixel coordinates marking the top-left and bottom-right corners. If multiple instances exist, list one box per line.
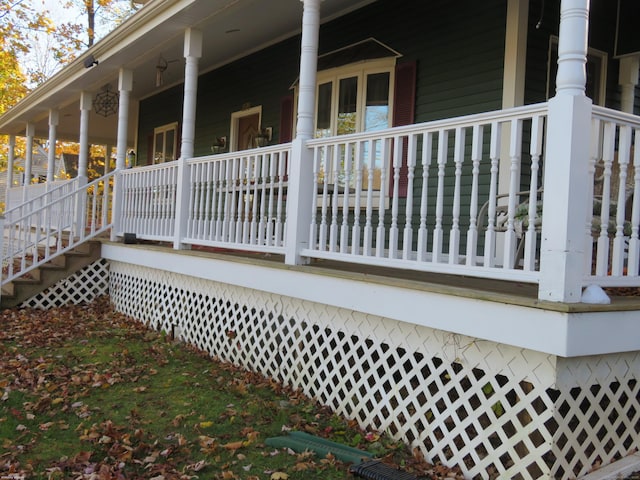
left=0, top=296, right=464, bottom=479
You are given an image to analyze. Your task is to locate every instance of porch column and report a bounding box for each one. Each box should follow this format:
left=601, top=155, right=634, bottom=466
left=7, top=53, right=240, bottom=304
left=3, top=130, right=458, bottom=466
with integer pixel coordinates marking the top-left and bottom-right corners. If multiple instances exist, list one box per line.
left=78, top=92, right=92, bottom=184
left=47, top=109, right=59, bottom=183
left=111, top=68, right=133, bottom=242
left=538, top=0, right=591, bottom=302
left=6, top=134, right=15, bottom=206
left=284, top=0, right=322, bottom=265
left=619, top=55, right=640, bottom=114
left=24, top=122, right=35, bottom=188
left=173, top=28, right=202, bottom=250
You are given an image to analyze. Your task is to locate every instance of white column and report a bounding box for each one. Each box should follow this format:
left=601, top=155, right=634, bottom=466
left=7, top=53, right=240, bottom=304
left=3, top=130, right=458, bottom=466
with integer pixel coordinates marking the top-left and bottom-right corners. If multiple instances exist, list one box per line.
left=6, top=134, right=15, bottom=205
left=116, top=69, right=133, bottom=171
left=47, top=109, right=59, bottom=183
left=284, top=0, right=322, bottom=265
left=111, top=68, right=133, bottom=242
left=538, top=0, right=591, bottom=302
left=173, top=28, right=202, bottom=249
left=619, top=55, right=640, bottom=114
left=24, top=123, right=35, bottom=188
left=78, top=92, right=92, bottom=183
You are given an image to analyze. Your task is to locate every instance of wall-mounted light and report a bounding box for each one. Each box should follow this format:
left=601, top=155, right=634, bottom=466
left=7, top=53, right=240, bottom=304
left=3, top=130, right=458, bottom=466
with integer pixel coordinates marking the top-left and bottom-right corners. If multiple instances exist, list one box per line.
left=211, top=136, right=227, bottom=154
left=127, top=150, right=136, bottom=168
left=84, top=54, right=99, bottom=68
left=254, top=127, right=272, bottom=148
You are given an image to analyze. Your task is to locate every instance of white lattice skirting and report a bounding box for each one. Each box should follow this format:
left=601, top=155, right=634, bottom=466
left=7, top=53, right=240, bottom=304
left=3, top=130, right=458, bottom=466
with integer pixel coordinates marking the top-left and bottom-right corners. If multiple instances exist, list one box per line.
left=19, top=259, right=110, bottom=309
left=106, top=261, right=640, bottom=480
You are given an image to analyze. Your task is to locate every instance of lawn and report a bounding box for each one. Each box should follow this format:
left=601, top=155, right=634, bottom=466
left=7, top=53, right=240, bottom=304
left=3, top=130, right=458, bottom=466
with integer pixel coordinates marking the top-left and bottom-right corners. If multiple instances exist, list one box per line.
left=0, top=297, right=462, bottom=479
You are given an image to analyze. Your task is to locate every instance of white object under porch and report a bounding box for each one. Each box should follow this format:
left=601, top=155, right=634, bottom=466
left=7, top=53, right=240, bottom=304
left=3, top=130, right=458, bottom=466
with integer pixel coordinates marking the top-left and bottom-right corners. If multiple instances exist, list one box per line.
left=99, top=242, right=640, bottom=480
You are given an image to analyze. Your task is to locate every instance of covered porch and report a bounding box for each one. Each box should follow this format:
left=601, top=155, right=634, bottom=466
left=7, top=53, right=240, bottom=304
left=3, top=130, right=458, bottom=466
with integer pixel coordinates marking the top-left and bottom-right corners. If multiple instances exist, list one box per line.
left=2, top=0, right=640, bottom=478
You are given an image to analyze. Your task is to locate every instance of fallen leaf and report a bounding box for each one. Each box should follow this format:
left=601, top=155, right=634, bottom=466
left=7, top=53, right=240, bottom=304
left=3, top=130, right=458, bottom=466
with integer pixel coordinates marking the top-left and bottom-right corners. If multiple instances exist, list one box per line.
left=271, top=473, right=289, bottom=480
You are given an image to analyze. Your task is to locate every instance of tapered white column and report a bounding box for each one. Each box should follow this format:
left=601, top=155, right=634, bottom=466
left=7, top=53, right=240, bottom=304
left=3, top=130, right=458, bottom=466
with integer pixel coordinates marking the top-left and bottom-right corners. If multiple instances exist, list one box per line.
left=24, top=123, right=35, bottom=187
left=111, top=69, right=133, bottom=241
left=47, top=109, right=59, bottom=183
left=78, top=92, right=92, bottom=183
left=6, top=134, right=15, bottom=205
left=174, top=28, right=202, bottom=249
left=116, top=69, right=133, bottom=171
left=539, top=0, right=591, bottom=302
left=284, top=0, right=322, bottom=265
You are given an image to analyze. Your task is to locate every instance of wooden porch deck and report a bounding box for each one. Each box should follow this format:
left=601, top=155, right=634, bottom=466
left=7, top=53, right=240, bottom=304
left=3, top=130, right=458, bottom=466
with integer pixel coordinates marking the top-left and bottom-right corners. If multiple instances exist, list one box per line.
left=105, top=239, right=640, bottom=314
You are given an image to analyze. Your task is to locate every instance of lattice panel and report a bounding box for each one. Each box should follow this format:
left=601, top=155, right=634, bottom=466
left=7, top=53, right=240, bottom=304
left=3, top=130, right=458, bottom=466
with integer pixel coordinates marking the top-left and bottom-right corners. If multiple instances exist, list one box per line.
left=108, top=261, right=640, bottom=480
left=20, top=259, right=110, bottom=310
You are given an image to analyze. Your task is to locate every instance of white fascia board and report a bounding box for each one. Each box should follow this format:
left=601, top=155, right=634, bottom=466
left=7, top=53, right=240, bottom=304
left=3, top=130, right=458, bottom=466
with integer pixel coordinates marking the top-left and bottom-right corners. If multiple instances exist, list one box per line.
left=102, top=244, right=640, bottom=358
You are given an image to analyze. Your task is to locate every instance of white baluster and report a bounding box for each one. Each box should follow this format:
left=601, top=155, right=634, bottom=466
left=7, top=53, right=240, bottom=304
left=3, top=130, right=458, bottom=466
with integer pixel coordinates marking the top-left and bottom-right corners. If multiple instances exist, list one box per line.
left=432, top=130, right=448, bottom=263
left=628, top=130, right=640, bottom=275
left=584, top=119, right=601, bottom=274
left=417, top=132, right=433, bottom=262
left=340, top=142, right=352, bottom=253
left=266, top=153, right=277, bottom=247
left=275, top=151, right=286, bottom=246
left=596, top=122, right=615, bottom=275
left=612, top=125, right=632, bottom=275
left=329, top=143, right=341, bottom=252
left=257, top=154, right=269, bottom=246
left=466, top=125, right=483, bottom=266
left=376, top=138, right=389, bottom=257
left=484, top=122, right=502, bottom=267
left=351, top=140, right=364, bottom=255
left=503, top=119, right=522, bottom=269
left=403, top=134, right=417, bottom=260
left=308, top=147, right=320, bottom=250
left=523, top=116, right=544, bottom=271
left=319, top=146, right=331, bottom=251
left=209, top=161, right=219, bottom=240
left=363, top=139, right=375, bottom=256
left=388, top=136, right=402, bottom=259
left=449, top=127, right=465, bottom=264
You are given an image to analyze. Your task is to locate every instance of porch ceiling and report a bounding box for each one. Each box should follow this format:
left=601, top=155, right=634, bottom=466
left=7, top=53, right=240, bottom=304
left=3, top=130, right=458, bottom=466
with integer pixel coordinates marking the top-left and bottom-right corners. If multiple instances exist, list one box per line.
left=0, top=0, right=373, bottom=145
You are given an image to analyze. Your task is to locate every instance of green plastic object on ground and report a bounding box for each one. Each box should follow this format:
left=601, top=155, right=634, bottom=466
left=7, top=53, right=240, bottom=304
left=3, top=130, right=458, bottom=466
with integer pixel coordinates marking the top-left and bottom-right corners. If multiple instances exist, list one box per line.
left=265, top=431, right=375, bottom=464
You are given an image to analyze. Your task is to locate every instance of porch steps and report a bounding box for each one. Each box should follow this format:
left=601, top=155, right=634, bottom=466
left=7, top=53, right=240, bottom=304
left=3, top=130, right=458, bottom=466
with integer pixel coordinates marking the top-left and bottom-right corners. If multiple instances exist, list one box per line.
left=1, top=240, right=101, bottom=309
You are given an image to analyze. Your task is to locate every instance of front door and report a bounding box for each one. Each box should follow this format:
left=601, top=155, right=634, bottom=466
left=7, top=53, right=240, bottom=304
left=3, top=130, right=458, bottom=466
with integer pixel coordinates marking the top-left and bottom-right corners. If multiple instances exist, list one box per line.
left=236, top=113, right=260, bottom=151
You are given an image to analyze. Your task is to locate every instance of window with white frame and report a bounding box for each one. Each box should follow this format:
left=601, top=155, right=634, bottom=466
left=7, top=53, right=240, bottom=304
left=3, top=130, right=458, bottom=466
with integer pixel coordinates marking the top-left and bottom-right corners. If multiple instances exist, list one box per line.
left=153, top=122, right=178, bottom=164
left=313, top=59, right=395, bottom=192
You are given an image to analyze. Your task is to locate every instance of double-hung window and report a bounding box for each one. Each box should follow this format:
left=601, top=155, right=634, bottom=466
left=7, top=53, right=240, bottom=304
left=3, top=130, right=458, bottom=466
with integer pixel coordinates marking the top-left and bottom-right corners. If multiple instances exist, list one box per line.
left=314, top=59, right=395, bottom=192
left=153, top=122, right=178, bottom=164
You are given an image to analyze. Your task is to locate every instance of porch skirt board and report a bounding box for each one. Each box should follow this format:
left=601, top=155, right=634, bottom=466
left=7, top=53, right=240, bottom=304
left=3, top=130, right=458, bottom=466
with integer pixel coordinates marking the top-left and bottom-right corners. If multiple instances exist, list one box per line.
left=107, top=261, right=640, bottom=480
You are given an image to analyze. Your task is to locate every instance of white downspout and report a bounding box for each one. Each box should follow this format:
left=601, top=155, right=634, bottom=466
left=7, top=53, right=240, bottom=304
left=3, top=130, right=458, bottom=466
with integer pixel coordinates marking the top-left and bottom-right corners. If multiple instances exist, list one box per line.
left=538, top=0, right=591, bottom=302
left=284, top=0, right=322, bottom=265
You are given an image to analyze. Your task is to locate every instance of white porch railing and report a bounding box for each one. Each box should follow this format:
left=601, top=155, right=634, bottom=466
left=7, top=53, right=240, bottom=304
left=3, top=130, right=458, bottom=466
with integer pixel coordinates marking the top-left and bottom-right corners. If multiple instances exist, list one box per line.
left=1, top=173, right=114, bottom=285
left=587, top=106, right=640, bottom=286
left=7, top=104, right=640, bottom=295
left=303, top=104, right=548, bottom=282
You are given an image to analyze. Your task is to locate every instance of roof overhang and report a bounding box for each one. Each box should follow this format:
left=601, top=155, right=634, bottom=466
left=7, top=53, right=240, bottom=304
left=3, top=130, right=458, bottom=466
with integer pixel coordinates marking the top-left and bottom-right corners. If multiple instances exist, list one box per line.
left=0, top=0, right=375, bottom=145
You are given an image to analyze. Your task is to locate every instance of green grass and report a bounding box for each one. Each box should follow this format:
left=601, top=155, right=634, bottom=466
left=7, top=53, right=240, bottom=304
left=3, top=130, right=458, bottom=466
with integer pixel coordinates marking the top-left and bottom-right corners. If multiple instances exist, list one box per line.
left=0, top=297, right=424, bottom=480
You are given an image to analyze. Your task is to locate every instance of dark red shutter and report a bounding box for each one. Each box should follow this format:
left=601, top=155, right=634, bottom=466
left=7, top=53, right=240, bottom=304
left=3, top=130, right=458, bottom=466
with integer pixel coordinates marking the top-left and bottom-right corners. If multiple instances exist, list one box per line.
left=391, top=61, right=416, bottom=197
left=279, top=95, right=294, bottom=143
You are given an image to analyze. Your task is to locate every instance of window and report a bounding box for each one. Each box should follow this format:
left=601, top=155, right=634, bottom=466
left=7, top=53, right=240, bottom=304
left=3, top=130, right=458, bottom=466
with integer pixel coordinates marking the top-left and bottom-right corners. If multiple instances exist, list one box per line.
left=547, top=37, right=607, bottom=105
left=314, top=60, right=393, bottom=138
left=153, top=122, right=178, bottom=164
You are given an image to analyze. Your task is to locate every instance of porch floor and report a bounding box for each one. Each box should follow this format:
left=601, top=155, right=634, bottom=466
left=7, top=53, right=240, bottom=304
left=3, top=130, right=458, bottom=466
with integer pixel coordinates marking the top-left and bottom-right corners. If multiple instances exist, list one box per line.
left=102, top=239, right=640, bottom=314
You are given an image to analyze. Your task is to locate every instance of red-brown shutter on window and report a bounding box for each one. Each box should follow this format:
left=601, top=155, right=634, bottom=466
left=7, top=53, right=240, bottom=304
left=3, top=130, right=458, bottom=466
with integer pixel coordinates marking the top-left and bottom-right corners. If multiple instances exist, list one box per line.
left=279, top=95, right=294, bottom=143
left=391, top=61, right=417, bottom=197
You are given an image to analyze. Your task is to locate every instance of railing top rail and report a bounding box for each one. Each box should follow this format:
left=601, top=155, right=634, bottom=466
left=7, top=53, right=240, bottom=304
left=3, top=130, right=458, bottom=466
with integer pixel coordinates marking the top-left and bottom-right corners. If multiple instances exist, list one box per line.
left=187, top=143, right=293, bottom=165
left=6, top=171, right=116, bottom=225
left=307, top=102, right=549, bottom=146
left=120, top=162, right=179, bottom=175
left=4, top=178, right=78, bottom=215
left=592, top=105, right=640, bottom=128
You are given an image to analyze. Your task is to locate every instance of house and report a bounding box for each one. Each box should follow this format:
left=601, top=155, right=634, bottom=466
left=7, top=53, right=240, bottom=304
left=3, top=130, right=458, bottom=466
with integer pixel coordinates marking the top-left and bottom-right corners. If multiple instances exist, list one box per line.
left=1, top=0, right=640, bottom=478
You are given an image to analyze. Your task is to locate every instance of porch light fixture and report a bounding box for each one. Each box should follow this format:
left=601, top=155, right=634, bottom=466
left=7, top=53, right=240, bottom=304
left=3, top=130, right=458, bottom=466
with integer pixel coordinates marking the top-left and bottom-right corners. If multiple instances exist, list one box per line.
left=211, top=136, right=227, bottom=154
left=93, top=84, right=119, bottom=117
left=156, top=54, right=168, bottom=87
left=254, top=127, right=272, bottom=148
left=84, top=54, right=98, bottom=68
